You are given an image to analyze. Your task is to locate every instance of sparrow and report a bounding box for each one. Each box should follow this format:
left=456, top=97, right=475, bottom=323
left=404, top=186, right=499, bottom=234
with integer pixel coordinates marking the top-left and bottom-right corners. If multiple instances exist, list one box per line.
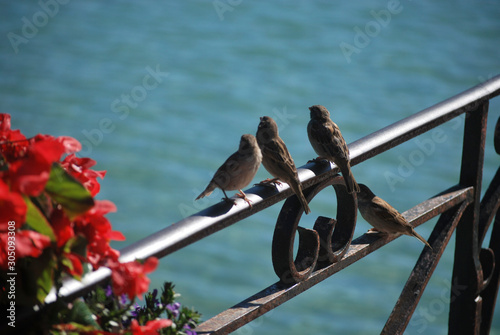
left=307, top=105, right=360, bottom=194
left=196, top=134, right=262, bottom=207
left=256, top=116, right=311, bottom=214
left=357, top=183, right=432, bottom=249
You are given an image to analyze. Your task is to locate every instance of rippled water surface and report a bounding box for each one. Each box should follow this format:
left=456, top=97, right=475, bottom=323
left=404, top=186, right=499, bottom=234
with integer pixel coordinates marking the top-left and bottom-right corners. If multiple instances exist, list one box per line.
left=1, top=1, right=499, bottom=333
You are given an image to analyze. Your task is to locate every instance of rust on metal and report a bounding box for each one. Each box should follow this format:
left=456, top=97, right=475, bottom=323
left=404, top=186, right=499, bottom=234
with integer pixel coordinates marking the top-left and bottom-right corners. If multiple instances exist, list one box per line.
left=196, top=187, right=473, bottom=334
left=383, top=199, right=471, bottom=334
left=271, top=176, right=356, bottom=284
left=449, top=101, right=489, bottom=334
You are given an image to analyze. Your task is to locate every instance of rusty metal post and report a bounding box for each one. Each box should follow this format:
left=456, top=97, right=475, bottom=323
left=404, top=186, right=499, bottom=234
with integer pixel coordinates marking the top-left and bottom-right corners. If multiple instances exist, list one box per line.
left=477, top=116, right=500, bottom=335
left=449, top=101, right=489, bottom=334
left=479, top=211, right=500, bottom=335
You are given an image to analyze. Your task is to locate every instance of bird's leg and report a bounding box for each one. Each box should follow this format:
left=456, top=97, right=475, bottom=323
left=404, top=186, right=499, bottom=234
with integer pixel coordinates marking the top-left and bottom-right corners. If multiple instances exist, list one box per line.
left=256, top=177, right=282, bottom=188
left=235, top=189, right=252, bottom=208
left=221, top=190, right=236, bottom=206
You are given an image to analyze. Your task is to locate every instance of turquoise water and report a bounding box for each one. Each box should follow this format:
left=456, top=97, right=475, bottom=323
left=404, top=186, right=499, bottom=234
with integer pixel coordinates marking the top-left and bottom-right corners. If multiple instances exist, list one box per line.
left=1, top=1, right=500, bottom=333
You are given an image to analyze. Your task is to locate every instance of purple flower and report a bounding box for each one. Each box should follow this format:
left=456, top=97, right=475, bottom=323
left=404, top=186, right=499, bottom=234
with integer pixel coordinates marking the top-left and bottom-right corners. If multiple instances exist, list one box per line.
left=130, top=303, right=142, bottom=318
left=119, top=293, right=129, bottom=306
left=105, top=285, right=113, bottom=297
left=183, top=324, right=197, bottom=335
left=167, top=302, right=181, bottom=318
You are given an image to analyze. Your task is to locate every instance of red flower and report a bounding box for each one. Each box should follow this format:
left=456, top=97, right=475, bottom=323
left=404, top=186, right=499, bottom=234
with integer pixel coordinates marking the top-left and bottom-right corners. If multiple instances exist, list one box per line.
left=0, top=114, right=28, bottom=163
left=62, top=252, right=84, bottom=278
left=129, top=319, right=172, bottom=335
left=61, top=154, right=106, bottom=197
left=9, top=137, right=66, bottom=196
left=110, top=257, right=159, bottom=300
left=57, top=136, right=82, bottom=154
left=0, top=114, right=11, bottom=133
left=73, top=200, right=124, bottom=268
left=14, top=230, right=52, bottom=258
left=50, top=207, right=74, bottom=248
left=0, top=230, right=51, bottom=269
left=0, top=179, right=26, bottom=231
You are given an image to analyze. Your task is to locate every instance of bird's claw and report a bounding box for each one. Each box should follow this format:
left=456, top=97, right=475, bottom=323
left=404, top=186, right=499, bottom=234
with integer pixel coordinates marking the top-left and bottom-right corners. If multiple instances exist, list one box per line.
left=256, top=178, right=281, bottom=188
left=235, top=190, right=253, bottom=208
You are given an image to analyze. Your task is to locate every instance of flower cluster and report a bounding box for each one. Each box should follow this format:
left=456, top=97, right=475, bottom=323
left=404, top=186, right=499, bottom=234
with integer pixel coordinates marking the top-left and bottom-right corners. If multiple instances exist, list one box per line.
left=133, top=282, right=200, bottom=335
left=71, top=282, right=200, bottom=335
left=0, top=114, right=199, bottom=334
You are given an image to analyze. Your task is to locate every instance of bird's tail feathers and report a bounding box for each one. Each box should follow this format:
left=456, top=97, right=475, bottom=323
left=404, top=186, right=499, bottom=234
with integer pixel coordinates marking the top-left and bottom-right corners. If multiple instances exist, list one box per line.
left=340, top=163, right=360, bottom=194
left=291, top=181, right=311, bottom=215
left=196, top=182, right=216, bottom=200
left=411, top=229, right=432, bottom=250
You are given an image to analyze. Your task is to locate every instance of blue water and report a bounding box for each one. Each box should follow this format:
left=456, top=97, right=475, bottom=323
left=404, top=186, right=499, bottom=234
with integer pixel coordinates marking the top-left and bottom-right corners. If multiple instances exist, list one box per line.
left=1, top=1, right=500, bottom=333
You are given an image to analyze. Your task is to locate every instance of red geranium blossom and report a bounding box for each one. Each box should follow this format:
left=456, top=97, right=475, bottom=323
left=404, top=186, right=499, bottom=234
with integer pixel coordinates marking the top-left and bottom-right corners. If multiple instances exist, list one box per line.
left=0, top=114, right=28, bottom=162
left=0, top=113, right=11, bottom=133
left=61, top=154, right=106, bottom=197
left=57, top=136, right=82, bottom=154
left=8, top=136, right=66, bottom=196
left=73, top=200, right=124, bottom=268
left=61, top=252, right=84, bottom=278
left=0, top=230, right=51, bottom=269
left=0, top=179, right=26, bottom=231
left=50, top=206, right=74, bottom=248
left=129, top=319, right=172, bottom=335
left=110, top=257, right=159, bottom=300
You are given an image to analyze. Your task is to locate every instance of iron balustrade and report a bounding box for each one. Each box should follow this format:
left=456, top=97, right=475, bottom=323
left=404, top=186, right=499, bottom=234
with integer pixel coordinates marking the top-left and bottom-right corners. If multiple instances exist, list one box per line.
left=36, top=75, right=500, bottom=334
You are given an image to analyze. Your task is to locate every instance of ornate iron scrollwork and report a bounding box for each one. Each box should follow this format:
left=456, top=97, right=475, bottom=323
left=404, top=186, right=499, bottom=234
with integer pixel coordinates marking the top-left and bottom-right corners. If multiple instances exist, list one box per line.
left=271, top=175, right=357, bottom=284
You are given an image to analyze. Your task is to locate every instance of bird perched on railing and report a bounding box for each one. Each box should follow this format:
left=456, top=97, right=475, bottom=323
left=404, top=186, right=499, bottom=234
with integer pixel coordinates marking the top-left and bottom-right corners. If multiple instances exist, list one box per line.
left=256, top=116, right=311, bottom=214
left=357, top=183, right=432, bottom=249
left=307, top=105, right=360, bottom=194
left=196, top=134, right=262, bottom=207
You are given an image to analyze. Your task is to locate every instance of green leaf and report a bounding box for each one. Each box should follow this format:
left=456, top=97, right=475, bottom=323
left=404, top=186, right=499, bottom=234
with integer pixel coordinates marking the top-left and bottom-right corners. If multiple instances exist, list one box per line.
left=45, top=163, right=95, bottom=218
left=69, top=299, right=102, bottom=329
left=36, top=256, right=55, bottom=303
left=24, top=196, right=56, bottom=241
left=66, top=235, right=88, bottom=258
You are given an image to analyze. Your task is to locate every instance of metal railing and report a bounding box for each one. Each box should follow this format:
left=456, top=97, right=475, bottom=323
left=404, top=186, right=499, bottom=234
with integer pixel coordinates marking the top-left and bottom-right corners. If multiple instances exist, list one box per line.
left=42, top=75, right=500, bottom=334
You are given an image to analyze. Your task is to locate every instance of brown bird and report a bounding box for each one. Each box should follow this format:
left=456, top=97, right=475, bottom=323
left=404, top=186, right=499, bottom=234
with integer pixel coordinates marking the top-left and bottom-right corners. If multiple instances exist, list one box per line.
left=307, top=105, right=359, bottom=194
left=256, top=116, right=311, bottom=214
left=357, top=183, right=432, bottom=249
left=196, top=134, right=262, bottom=207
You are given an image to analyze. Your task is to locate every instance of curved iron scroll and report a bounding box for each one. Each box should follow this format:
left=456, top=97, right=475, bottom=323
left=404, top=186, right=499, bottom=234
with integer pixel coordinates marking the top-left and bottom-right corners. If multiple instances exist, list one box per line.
left=271, top=175, right=357, bottom=284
